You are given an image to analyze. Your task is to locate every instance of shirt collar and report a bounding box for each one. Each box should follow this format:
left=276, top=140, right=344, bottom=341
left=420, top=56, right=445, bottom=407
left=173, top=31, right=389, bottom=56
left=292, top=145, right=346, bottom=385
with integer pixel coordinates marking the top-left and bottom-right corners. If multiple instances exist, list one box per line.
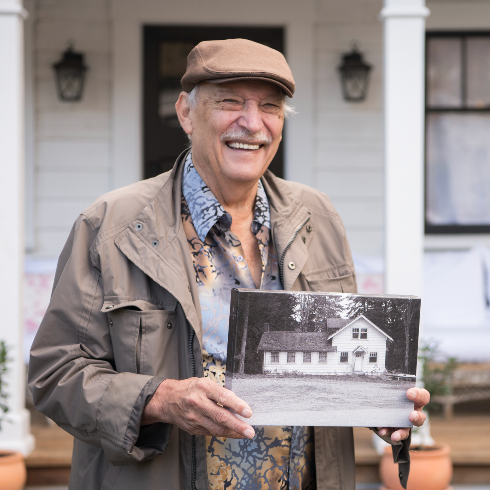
left=182, top=152, right=271, bottom=241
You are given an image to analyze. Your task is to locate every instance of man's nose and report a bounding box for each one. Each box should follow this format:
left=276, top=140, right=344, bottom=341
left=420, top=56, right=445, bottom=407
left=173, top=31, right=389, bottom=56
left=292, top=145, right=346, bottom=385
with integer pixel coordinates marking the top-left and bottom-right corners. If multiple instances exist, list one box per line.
left=238, top=102, right=265, bottom=134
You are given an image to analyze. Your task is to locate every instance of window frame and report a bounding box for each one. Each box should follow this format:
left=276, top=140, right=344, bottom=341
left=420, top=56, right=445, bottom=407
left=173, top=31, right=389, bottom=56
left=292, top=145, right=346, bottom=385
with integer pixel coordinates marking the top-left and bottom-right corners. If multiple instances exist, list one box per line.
left=303, top=352, right=311, bottom=363
left=369, top=352, right=378, bottom=363
left=425, top=30, right=490, bottom=234
left=360, top=327, right=368, bottom=340
left=352, top=327, right=359, bottom=339
left=319, top=351, right=327, bottom=363
left=287, top=352, right=296, bottom=363
left=340, top=352, right=349, bottom=363
left=271, top=351, right=279, bottom=363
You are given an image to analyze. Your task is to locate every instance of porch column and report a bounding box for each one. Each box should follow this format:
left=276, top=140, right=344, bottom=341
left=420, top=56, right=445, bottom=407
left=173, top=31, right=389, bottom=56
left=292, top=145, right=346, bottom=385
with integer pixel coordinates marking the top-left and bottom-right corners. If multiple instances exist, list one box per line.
left=0, top=0, right=35, bottom=454
left=380, top=0, right=429, bottom=297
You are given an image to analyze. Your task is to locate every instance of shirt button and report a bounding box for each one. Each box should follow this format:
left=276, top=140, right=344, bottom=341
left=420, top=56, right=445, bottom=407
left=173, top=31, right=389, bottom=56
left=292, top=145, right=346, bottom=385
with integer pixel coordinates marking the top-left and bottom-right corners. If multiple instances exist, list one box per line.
left=135, top=223, right=143, bottom=231
left=288, top=262, right=296, bottom=270
left=167, top=322, right=173, bottom=329
left=109, top=319, right=113, bottom=326
left=105, top=305, right=114, bottom=310
left=152, top=239, right=159, bottom=247
left=306, top=224, right=312, bottom=233
left=236, top=255, right=244, bottom=262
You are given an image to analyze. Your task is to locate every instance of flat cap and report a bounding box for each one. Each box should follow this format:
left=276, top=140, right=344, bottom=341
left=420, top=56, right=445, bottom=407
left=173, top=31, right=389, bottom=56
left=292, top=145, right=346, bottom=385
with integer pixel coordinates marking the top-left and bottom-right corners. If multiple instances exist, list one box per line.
left=181, top=38, right=295, bottom=97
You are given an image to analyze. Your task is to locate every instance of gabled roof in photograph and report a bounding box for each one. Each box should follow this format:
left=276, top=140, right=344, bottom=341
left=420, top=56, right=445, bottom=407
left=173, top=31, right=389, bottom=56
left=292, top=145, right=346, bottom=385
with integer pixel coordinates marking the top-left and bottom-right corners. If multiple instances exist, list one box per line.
left=326, top=315, right=394, bottom=342
left=258, top=332, right=338, bottom=352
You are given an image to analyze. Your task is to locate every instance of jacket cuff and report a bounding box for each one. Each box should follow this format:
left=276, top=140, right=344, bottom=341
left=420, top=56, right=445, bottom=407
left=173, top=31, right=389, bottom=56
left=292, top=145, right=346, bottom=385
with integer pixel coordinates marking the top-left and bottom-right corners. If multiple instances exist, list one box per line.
left=370, top=428, right=411, bottom=489
left=98, top=373, right=170, bottom=465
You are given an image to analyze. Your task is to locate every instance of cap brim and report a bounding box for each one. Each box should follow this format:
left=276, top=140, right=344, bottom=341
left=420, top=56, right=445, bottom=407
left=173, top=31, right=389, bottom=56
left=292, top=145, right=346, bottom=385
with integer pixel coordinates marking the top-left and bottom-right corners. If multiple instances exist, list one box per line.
left=206, top=76, right=293, bottom=98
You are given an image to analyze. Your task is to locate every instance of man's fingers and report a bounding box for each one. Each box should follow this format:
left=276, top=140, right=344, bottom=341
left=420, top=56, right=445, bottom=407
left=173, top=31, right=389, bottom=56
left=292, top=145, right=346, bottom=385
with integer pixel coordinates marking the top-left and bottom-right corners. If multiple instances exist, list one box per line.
left=208, top=402, right=255, bottom=439
left=204, top=380, right=253, bottom=418
left=409, top=409, right=426, bottom=427
left=406, top=387, right=430, bottom=410
left=391, top=428, right=410, bottom=442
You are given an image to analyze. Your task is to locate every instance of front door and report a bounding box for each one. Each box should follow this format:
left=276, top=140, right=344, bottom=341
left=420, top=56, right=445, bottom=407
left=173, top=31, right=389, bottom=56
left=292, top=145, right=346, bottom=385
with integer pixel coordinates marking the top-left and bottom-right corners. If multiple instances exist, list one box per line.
left=143, top=26, right=285, bottom=179
left=354, top=352, right=363, bottom=372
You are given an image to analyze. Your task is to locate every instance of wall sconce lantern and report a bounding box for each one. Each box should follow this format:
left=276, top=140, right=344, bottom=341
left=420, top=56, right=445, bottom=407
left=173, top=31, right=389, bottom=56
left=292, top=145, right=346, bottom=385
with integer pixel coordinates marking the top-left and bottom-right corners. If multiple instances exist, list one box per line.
left=52, top=43, right=88, bottom=102
left=338, top=44, right=372, bottom=102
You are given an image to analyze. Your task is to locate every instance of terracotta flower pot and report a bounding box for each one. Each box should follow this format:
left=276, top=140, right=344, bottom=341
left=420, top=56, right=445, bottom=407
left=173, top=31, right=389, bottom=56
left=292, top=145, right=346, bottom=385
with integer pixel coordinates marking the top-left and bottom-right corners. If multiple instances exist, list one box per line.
left=0, top=451, right=26, bottom=490
left=379, top=444, right=453, bottom=490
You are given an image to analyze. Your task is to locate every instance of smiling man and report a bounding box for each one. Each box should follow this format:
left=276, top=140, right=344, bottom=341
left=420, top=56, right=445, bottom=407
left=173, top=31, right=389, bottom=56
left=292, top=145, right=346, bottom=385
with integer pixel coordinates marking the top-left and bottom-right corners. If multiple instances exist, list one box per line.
left=29, top=39, right=429, bottom=490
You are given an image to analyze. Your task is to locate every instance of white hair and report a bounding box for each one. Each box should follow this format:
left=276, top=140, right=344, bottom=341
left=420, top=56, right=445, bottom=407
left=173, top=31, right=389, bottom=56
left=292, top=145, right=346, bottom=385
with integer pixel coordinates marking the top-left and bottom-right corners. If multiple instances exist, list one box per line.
left=185, top=84, right=296, bottom=119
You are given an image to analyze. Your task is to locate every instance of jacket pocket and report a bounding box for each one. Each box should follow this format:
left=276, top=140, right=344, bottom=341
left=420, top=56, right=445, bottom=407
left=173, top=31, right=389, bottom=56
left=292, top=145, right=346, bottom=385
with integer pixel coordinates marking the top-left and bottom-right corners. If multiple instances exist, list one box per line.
left=105, top=299, right=178, bottom=379
left=303, top=266, right=356, bottom=293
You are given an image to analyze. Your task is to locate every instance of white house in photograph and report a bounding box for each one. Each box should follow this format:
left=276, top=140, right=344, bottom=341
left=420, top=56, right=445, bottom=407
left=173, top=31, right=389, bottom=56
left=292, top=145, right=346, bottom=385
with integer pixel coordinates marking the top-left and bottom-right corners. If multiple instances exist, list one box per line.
left=259, top=315, right=393, bottom=375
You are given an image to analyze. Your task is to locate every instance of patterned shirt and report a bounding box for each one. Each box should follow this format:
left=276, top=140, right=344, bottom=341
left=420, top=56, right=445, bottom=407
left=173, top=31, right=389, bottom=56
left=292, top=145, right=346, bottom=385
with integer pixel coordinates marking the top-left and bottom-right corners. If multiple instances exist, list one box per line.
left=181, top=153, right=315, bottom=490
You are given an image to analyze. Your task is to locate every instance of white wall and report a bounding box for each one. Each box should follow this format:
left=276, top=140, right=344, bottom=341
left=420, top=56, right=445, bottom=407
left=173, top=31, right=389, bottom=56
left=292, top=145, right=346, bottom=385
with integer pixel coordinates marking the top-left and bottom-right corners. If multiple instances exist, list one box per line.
left=331, top=317, right=388, bottom=372
left=30, top=0, right=113, bottom=257
left=314, top=0, right=385, bottom=257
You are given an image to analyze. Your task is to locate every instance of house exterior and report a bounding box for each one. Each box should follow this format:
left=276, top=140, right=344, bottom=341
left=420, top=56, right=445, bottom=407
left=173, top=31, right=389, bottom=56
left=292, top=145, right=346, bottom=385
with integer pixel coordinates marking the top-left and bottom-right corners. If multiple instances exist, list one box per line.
left=3, top=0, right=490, bottom=457
left=259, top=315, right=393, bottom=375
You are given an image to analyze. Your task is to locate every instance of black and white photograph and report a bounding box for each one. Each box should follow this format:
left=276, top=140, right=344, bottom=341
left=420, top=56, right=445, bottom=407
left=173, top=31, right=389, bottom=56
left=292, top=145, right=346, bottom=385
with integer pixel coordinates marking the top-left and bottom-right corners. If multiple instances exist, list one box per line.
left=226, top=289, right=421, bottom=427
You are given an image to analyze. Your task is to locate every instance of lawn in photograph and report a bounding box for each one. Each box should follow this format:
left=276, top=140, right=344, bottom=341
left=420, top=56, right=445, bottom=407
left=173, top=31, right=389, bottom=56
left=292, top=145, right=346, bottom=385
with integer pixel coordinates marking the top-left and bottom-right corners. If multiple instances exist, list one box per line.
left=226, top=289, right=420, bottom=427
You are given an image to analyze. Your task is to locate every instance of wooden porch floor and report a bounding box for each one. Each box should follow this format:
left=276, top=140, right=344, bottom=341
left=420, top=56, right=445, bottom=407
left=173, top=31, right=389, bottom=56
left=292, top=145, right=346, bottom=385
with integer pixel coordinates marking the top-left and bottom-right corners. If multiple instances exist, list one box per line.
left=25, top=415, right=490, bottom=486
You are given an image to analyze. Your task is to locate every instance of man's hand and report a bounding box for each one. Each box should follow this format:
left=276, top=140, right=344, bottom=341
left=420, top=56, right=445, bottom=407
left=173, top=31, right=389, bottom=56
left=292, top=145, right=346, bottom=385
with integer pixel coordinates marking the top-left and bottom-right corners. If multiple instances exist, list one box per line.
left=377, top=387, right=430, bottom=442
left=141, top=378, right=255, bottom=439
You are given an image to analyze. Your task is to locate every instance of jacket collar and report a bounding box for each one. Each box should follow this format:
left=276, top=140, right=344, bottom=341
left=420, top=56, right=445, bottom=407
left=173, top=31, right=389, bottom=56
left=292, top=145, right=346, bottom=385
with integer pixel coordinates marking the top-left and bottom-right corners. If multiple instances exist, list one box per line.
left=115, top=153, right=312, bottom=342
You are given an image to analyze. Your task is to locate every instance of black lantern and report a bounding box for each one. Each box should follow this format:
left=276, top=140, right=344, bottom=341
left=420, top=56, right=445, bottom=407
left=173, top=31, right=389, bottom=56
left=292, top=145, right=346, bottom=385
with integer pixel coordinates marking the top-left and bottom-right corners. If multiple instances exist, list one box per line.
left=338, top=45, right=372, bottom=102
left=52, top=44, right=88, bottom=102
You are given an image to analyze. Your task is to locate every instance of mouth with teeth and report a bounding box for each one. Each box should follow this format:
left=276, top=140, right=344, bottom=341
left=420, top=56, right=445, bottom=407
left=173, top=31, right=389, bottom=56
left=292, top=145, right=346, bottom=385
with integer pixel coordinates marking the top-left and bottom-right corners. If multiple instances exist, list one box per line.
left=226, top=141, right=262, bottom=150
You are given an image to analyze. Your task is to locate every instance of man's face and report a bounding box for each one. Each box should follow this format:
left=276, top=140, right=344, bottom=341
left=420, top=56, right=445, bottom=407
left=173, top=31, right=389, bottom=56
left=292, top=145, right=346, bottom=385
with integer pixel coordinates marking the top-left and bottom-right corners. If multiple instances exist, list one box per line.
left=180, top=80, right=285, bottom=185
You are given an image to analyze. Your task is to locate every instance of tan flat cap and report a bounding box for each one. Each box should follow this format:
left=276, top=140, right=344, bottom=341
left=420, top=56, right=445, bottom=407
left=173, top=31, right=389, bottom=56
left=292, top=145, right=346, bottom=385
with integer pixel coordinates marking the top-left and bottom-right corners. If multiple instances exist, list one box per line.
left=181, top=38, right=295, bottom=97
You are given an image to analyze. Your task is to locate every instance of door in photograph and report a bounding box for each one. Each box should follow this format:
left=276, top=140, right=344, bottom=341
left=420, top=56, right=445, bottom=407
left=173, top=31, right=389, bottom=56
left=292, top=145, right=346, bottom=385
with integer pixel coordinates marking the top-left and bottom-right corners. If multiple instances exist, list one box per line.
left=354, top=352, right=363, bottom=372
left=143, top=26, right=285, bottom=179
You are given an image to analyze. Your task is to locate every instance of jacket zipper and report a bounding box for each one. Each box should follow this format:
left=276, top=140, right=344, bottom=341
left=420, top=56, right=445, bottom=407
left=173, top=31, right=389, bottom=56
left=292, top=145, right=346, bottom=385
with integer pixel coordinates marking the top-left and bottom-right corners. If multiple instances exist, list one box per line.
left=188, top=329, right=197, bottom=490
left=279, top=216, right=311, bottom=286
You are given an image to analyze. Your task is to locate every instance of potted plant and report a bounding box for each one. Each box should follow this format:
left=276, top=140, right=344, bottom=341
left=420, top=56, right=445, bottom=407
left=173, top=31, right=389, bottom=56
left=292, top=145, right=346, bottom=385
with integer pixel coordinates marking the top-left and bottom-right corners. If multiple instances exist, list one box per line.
left=0, top=340, right=27, bottom=490
left=379, top=341, right=454, bottom=490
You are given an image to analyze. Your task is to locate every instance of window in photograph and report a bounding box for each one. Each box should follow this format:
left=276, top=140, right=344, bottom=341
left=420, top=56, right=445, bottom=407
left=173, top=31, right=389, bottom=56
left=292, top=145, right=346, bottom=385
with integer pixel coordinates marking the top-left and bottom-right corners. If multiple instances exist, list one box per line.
left=426, top=32, right=490, bottom=233
left=319, top=352, right=327, bottom=363
left=340, top=352, right=349, bottom=363
left=287, top=352, right=295, bottom=363
left=352, top=327, right=359, bottom=339
left=369, top=352, right=378, bottom=363
left=271, top=351, right=279, bottom=363
left=360, top=327, right=368, bottom=339
left=303, top=352, right=311, bottom=363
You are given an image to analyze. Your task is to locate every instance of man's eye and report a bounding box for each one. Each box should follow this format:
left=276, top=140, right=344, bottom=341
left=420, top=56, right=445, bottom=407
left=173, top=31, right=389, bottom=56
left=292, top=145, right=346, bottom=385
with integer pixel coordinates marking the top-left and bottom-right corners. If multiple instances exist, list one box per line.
left=223, top=99, right=240, bottom=103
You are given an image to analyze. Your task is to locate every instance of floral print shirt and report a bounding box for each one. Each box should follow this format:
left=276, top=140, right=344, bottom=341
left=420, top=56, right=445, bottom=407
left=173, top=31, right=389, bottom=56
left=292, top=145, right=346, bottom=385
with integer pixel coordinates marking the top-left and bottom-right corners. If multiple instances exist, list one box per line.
left=181, top=152, right=315, bottom=490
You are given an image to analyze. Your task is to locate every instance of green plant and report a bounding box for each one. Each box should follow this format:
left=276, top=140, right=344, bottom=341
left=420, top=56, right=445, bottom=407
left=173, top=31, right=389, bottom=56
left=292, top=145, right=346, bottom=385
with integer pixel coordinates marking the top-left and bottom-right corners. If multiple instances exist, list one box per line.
left=0, top=340, right=9, bottom=431
left=419, top=340, right=458, bottom=414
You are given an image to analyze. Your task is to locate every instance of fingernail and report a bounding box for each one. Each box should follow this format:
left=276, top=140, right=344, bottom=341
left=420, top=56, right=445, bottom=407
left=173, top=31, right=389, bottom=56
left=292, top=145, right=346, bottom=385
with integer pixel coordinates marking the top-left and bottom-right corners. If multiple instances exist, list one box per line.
left=244, top=428, right=255, bottom=439
left=412, top=412, right=419, bottom=422
left=392, top=433, right=400, bottom=442
left=379, top=429, right=387, bottom=436
left=242, top=408, right=252, bottom=418
left=408, top=389, right=416, bottom=399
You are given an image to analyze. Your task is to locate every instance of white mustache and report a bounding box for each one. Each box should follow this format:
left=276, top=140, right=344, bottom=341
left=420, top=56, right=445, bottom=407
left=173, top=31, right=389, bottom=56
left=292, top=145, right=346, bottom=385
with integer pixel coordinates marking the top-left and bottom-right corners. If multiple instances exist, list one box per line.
left=220, top=127, right=273, bottom=146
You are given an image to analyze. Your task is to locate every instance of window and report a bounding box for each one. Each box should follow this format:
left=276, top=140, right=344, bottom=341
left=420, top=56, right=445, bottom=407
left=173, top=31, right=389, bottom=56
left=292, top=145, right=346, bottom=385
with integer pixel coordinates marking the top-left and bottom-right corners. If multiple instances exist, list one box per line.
left=426, top=32, right=490, bottom=233
left=319, top=352, right=327, bottom=363
left=271, top=351, right=279, bottom=363
left=360, top=328, right=368, bottom=340
left=340, top=352, right=349, bottom=363
left=287, top=352, right=295, bottom=363
left=369, top=352, right=378, bottom=363
left=352, top=327, right=359, bottom=339
left=303, top=352, right=311, bottom=363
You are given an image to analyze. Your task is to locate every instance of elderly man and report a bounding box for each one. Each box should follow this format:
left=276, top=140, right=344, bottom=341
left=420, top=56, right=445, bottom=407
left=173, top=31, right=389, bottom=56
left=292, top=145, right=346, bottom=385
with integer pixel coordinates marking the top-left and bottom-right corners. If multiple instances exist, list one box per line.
left=29, top=39, right=429, bottom=490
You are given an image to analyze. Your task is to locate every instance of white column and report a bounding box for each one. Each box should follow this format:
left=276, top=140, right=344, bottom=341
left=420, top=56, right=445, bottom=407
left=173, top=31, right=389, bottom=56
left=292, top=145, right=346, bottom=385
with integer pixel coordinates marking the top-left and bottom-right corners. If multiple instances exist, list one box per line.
left=0, top=0, right=35, bottom=455
left=381, top=0, right=430, bottom=297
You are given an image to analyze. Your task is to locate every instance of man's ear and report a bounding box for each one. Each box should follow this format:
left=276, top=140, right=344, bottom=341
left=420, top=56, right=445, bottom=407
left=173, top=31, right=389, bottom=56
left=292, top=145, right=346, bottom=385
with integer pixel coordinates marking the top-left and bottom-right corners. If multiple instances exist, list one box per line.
left=175, top=92, right=193, bottom=137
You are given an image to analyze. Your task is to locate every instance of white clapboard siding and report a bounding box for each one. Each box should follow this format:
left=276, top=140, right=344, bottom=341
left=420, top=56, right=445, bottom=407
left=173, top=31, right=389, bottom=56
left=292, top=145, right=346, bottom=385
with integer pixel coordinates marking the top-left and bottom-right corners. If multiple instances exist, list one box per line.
left=331, top=317, right=388, bottom=373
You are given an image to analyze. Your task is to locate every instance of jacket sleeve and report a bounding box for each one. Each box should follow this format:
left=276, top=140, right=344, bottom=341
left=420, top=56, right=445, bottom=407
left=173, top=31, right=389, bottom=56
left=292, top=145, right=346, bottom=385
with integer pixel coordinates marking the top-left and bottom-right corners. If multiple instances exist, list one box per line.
left=28, top=214, right=171, bottom=466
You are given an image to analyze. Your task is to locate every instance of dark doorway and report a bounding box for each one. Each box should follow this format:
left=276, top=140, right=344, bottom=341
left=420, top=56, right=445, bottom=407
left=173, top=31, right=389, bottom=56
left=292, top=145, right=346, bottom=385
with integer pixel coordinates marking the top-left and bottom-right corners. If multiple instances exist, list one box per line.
left=143, top=26, right=285, bottom=179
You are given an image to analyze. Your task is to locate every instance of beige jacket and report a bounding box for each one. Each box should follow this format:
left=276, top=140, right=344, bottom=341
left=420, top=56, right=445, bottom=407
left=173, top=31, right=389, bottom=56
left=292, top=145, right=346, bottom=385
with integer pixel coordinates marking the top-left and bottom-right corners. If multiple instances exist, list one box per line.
left=28, top=151, right=410, bottom=490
